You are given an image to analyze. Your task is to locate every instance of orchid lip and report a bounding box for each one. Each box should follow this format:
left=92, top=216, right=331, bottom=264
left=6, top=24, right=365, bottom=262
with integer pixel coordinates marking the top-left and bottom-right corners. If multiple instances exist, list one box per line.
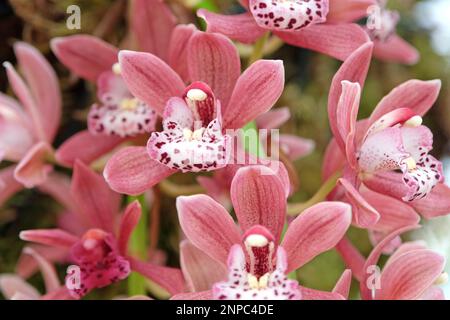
left=112, top=62, right=121, bottom=75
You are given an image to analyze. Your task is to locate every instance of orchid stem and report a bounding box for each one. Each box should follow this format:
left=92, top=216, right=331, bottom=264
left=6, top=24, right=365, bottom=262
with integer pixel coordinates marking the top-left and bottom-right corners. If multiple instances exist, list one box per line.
left=287, top=171, right=341, bottom=216
left=127, top=194, right=148, bottom=296
left=158, top=179, right=205, bottom=198
left=247, top=32, right=270, bottom=67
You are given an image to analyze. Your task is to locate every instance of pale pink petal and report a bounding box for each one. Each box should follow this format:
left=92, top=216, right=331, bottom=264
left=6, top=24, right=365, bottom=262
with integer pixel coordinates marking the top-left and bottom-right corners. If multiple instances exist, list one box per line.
left=279, top=134, right=315, bottom=161
left=322, top=138, right=346, bottom=181
left=180, top=240, right=227, bottom=292
left=0, top=166, right=23, bottom=206
left=104, top=146, right=175, bottom=195
left=14, top=42, right=61, bottom=142
left=335, top=237, right=365, bottom=281
left=332, top=269, right=352, bottom=299
left=20, top=229, right=79, bottom=248
left=197, top=10, right=265, bottom=44
left=3, top=62, right=47, bottom=142
left=255, top=107, right=291, bottom=130
left=130, top=0, right=176, bottom=61
left=361, top=188, right=420, bottom=232
left=177, top=195, right=241, bottom=265
left=14, top=142, right=53, bottom=188
left=275, top=23, right=370, bottom=61
left=327, top=0, right=376, bottom=23
left=379, top=250, right=444, bottom=300
left=187, top=31, right=241, bottom=108
left=55, top=130, right=125, bottom=167
left=412, top=183, right=450, bottom=219
left=118, top=201, right=142, bottom=255
left=40, top=287, right=73, bottom=300
left=369, top=79, right=441, bottom=126
left=223, top=60, right=284, bottom=129
left=338, top=178, right=380, bottom=228
left=71, top=160, right=121, bottom=233
left=373, top=35, right=420, bottom=65
left=386, top=241, right=428, bottom=266
left=0, top=274, right=40, bottom=300
left=118, top=50, right=185, bottom=115
left=171, top=291, right=213, bottom=300
left=327, top=42, right=373, bottom=153
left=282, top=202, right=352, bottom=272
left=129, top=257, right=185, bottom=295
left=168, top=24, right=196, bottom=82
left=230, top=165, right=286, bottom=242
left=196, top=176, right=230, bottom=210
left=22, top=247, right=60, bottom=293
left=359, top=225, right=420, bottom=300
left=16, top=244, right=69, bottom=279
left=51, top=35, right=118, bottom=82
left=420, top=286, right=445, bottom=300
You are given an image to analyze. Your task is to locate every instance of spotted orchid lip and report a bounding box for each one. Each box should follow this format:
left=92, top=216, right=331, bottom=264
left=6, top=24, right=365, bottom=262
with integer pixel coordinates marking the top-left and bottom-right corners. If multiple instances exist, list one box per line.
left=249, top=0, right=329, bottom=31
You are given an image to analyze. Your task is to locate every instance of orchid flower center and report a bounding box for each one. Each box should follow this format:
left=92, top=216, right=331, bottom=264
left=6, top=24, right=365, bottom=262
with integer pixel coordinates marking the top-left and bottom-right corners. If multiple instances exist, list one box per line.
left=249, top=0, right=329, bottom=31
left=244, top=232, right=275, bottom=281
left=367, top=5, right=399, bottom=41
left=119, top=97, right=139, bottom=111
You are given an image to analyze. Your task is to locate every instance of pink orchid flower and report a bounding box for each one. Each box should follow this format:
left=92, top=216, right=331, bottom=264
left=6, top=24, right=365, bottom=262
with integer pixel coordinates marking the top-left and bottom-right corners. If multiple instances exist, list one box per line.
left=324, top=42, right=450, bottom=233
left=0, top=42, right=62, bottom=192
left=198, top=0, right=375, bottom=60
left=103, top=29, right=285, bottom=195
left=50, top=0, right=178, bottom=167
left=0, top=247, right=71, bottom=300
left=172, top=165, right=353, bottom=300
left=360, top=227, right=446, bottom=300
left=18, top=161, right=184, bottom=299
left=366, top=0, right=419, bottom=64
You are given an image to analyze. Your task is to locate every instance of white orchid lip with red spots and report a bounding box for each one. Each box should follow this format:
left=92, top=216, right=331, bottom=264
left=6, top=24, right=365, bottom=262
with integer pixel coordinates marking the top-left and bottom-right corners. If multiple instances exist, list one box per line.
left=213, top=225, right=301, bottom=300
left=88, top=67, right=157, bottom=137
left=249, top=0, right=329, bottom=31
left=367, top=6, right=399, bottom=42
left=358, top=110, right=443, bottom=202
left=147, top=82, right=231, bottom=173
left=66, top=229, right=130, bottom=299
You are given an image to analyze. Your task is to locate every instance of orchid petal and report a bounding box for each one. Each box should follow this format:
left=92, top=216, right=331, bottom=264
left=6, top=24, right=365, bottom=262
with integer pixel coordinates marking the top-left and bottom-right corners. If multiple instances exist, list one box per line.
left=72, top=160, right=121, bottom=232
left=335, top=237, right=365, bottom=281
left=255, top=107, right=291, bottom=130
left=187, top=31, right=241, bottom=108
left=0, top=274, right=40, bottom=300
left=104, top=146, right=175, bottom=195
left=275, top=23, right=370, bottom=61
left=22, top=247, right=60, bottom=293
left=0, top=166, right=23, bottom=206
left=327, top=0, right=376, bottom=23
left=177, top=195, right=241, bottom=265
left=118, top=50, right=185, bottom=115
left=118, top=201, right=142, bottom=255
left=373, top=35, right=420, bottom=65
left=168, top=24, right=196, bottom=82
left=14, top=142, right=53, bottom=188
left=332, top=269, right=352, bottom=299
left=55, top=130, right=124, bottom=167
left=51, top=35, right=118, bottom=82
left=282, top=202, right=352, bottom=272
left=130, top=0, right=176, bottom=61
left=230, top=165, right=286, bottom=242
left=20, top=229, right=79, bottom=248
left=180, top=240, right=227, bottom=292
left=171, top=291, right=213, bottom=300
left=223, top=60, right=284, bottom=129
left=38, top=172, right=78, bottom=213
left=197, top=10, right=266, bottom=44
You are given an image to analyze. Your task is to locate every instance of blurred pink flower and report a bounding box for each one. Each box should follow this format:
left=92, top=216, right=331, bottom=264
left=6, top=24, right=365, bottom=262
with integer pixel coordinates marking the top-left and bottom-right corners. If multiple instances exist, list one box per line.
left=366, top=0, right=419, bottom=64
left=51, top=0, right=178, bottom=166
left=360, top=227, right=446, bottom=300
left=19, top=161, right=184, bottom=299
left=0, top=247, right=71, bottom=300
left=198, top=0, right=374, bottom=60
left=324, top=42, right=450, bottom=233
left=172, top=165, right=352, bottom=300
left=103, top=29, right=285, bottom=195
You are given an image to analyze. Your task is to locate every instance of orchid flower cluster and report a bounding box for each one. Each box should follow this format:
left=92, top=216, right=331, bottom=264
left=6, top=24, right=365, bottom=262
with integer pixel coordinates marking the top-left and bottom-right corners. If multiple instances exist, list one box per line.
left=0, top=0, right=448, bottom=301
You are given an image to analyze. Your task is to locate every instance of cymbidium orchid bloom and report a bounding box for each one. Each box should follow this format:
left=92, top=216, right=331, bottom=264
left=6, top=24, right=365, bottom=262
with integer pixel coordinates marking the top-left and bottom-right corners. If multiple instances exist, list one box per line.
left=0, top=247, right=71, bottom=300
left=0, top=42, right=74, bottom=204
left=366, top=0, right=419, bottom=64
left=103, top=29, right=285, bottom=195
left=19, top=161, right=184, bottom=299
left=360, top=227, right=446, bottom=300
left=50, top=0, right=178, bottom=166
left=324, top=42, right=450, bottom=232
left=198, top=0, right=374, bottom=60
left=172, top=165, right=353, bottom=300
